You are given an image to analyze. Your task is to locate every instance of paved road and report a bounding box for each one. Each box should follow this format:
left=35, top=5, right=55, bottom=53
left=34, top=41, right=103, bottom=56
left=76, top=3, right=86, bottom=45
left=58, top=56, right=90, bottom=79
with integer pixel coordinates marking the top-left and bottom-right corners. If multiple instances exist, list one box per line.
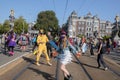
left=105, top=50, right=120, bottom=65
left=0, top=49, right=120, bottom=80
left=0, top=45, right=32, bottom=68
left=0, top=45, right=120, bottom=80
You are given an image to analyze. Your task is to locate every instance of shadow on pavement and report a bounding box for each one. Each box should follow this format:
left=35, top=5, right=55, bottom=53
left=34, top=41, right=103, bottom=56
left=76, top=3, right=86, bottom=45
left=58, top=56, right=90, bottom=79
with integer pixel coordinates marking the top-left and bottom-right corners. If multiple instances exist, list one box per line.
left=72, top=60, right=104, bottom=70
left=28, top=67, right=55, bottom=80
left=22, top=56, right=35, bottom=64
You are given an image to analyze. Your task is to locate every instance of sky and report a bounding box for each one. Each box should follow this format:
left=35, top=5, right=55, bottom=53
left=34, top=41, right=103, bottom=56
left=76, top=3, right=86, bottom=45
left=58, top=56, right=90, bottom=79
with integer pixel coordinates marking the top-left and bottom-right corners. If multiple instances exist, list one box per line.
left=0, top=0, right=120, bottom=26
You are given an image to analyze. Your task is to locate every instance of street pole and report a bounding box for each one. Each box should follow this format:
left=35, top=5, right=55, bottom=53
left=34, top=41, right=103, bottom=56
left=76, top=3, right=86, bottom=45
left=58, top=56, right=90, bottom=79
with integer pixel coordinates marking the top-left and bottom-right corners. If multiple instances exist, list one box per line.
left=23, top=22, right=24, bottom=34
left=98, top=19, right=100, bottom=38
left=116, top=15, right=119, bottom=36
left=9, top=9, right=15, bottom=31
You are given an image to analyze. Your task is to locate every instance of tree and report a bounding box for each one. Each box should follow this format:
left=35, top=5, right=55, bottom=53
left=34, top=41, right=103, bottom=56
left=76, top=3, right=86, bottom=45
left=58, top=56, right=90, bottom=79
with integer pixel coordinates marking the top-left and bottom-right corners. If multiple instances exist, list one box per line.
left=36, top=10, right=59, bottom=36
left=0, top=16, right=28, bottom=35
left=2, top=20, right=10, bottom=33
left=14, top=16, right=28, bottom=34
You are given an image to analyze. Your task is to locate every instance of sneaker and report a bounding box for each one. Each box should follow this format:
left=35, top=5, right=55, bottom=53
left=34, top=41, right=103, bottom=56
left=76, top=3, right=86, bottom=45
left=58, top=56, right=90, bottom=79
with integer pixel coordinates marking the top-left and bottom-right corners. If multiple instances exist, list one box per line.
left=47, top=62, right=52, bottom=66
left=104, top=67, right=108, bottom=71
left=36, top=63, right=40, bottom=66
left=30, top=50, right=33, bottom=52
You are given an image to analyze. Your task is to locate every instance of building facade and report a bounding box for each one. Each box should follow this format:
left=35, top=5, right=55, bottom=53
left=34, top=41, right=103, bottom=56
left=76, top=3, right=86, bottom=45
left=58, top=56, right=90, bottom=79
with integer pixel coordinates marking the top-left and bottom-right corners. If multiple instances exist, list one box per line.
left=67, top=11, right=112, bottom=38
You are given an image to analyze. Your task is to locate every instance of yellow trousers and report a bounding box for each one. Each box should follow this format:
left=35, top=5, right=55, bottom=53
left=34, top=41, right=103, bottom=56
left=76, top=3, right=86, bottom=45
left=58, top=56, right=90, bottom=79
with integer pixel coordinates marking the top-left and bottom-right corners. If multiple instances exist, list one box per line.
left=36, top=44, right=50, bottom=63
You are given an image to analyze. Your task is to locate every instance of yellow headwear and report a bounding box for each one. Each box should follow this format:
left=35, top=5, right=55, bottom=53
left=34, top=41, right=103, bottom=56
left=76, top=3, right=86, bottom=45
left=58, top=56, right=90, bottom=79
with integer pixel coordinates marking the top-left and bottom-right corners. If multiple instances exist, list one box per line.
left=39, top=29, right=44, bottom=33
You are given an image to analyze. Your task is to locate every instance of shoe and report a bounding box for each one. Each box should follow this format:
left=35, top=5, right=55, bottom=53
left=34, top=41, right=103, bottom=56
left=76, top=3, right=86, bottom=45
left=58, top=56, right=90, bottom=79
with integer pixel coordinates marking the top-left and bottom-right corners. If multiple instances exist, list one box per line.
left=30, top=50, right=33, bottom=52
left=97, top=66, right=101, bottom=68
left=67, top=74, right=73, bottom=80
left=36, top=63, right=40, bottom=66
left=64, top=76, right=69, bottom=80
left=104, top=67, right=108, bottom=71
left=47, top=62, right=52, bottom=66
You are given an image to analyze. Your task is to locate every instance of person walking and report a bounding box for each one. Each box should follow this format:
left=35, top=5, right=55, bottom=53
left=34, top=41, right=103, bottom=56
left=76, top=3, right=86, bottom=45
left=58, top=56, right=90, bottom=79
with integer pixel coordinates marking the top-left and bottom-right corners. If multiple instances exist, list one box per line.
left=47, top=31, right=59, bottom=57
left=7, top=30, right=16, bottom=56
left=19, top=33, right=28, bottom=51
left=35, top=29, right=52, bottom=66
left=89, top=38, right=94, bottom=56
left=97, top=37, right=108, bottom=70
left=106, top=39, right=111, bottom=54
left=31, top=34, right=38, bottom=52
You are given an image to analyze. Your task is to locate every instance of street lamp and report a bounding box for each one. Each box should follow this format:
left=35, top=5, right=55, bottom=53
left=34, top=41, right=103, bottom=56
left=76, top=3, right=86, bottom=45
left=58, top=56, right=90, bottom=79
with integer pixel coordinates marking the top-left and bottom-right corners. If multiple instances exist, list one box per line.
left=114, top=15, right=120, bottom=40
left=98, top=18, right=100, bottom=38
left=115, top=15, right=119, bottom=30
left=9, top=9, right=15, bottom=30
left=23, top=22, right=24, bottom=34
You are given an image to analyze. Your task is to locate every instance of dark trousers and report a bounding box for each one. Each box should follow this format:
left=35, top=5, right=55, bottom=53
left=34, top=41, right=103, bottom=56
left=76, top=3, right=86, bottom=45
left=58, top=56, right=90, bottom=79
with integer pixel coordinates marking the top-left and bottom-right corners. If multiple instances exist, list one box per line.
left=32, top=42, right=38, bottom=51
left=90, top=48, right=94, bottom=55
left=4, top=41, right=8, bottom=53
left=8, top=46, right=14, bottom=52
left=97, top=53, right=107, bottom=68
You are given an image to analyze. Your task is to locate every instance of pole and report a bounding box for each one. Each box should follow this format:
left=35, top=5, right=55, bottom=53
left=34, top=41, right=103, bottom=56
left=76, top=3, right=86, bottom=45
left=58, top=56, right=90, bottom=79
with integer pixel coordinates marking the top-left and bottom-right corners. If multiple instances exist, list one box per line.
left=98, top=19, right=100, bottom=38
left=23, top=22, right=24, bottom=34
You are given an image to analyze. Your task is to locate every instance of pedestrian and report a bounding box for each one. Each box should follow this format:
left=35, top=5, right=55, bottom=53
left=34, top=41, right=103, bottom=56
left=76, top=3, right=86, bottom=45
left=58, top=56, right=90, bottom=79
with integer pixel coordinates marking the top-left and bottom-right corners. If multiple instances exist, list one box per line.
left=58, top=30, right=80, bottom=80
left=4, top=32, right=9, bottom=54
left=19, top=33, right=28, bottom=51
left=35, top=29, right=52, bottom=66
left=81, top=41, right=87, bottom=54
left=31, top=34, right=38, bottom=52
left=97, top=37, right=108, bottom=70
left=47, top=31, right=59, bottom=57
left=89, top=38, right=94, bottom=56
left=106, top=39, right=111, bottom=54
left=81, top=36, right=87, bottom=54
left=7, top=30, right=16, bottom=56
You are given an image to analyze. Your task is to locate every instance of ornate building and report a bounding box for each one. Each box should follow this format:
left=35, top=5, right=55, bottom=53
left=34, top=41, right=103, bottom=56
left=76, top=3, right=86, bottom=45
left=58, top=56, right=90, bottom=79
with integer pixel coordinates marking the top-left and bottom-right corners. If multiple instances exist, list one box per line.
left=67, top=11, right=112, bottom=38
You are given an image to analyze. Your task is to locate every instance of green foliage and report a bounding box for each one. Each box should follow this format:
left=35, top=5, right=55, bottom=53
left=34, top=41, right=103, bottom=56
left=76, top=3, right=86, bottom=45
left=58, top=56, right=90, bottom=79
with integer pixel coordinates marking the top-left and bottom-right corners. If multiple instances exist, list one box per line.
left=2, top=20, right=10, bottom=33
left=14, top=16, right=28, bottom=34
left=0, top=16, right=28, bottom=34
left=77, top=34, right=84, bottom=38
left=36, top=10, right=59, bottom=36
left=103, top=35, right=111, bottom=40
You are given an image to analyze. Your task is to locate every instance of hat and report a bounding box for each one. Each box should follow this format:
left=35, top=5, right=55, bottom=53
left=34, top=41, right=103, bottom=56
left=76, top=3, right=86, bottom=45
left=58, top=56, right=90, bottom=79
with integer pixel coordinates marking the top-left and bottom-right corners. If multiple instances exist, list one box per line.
left=39, top=29, right=44, bottom=33
left=61, top=30, right=66, bottom=35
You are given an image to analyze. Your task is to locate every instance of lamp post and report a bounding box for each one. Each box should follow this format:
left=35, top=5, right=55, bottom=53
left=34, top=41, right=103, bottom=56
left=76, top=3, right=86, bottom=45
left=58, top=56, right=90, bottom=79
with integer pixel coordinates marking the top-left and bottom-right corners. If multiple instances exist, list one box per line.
left=98, top=18, right=100, bottom=38
left=23, top=22, right=24, bottom=34
left=115, top=15, right=119, bottom=30
left=9, top=9, right=15, bottom=30
left=114, top=15, right=120, bottom=40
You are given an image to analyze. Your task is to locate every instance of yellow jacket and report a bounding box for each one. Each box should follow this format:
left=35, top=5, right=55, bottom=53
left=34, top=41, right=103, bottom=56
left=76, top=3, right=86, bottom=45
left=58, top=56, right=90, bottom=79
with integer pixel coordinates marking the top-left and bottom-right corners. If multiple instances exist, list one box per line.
left=37, top=34, right=49, bottom=46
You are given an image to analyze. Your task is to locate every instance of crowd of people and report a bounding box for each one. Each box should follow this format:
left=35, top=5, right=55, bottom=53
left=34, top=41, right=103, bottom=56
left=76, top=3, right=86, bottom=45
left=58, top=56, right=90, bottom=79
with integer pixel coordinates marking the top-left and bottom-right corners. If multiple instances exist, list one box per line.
left=0, top=29, right=120, bottom=80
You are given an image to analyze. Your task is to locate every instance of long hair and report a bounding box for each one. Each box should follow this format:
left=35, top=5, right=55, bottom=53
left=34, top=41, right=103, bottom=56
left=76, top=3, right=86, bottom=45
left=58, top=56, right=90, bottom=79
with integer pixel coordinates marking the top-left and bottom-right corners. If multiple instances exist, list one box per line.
left=62, top=35, right=67, bottom=48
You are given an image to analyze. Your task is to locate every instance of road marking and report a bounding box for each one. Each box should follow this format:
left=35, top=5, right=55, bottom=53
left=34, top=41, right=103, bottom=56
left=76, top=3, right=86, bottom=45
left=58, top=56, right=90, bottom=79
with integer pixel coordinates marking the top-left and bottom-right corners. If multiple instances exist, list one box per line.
left=0, top=52, right=31, bottom=69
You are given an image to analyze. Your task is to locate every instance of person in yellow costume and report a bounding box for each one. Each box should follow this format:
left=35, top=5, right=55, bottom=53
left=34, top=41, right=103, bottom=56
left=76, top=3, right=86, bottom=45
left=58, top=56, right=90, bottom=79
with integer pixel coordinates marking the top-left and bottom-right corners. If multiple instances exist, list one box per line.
left=35, top=29, right=52, bottom=66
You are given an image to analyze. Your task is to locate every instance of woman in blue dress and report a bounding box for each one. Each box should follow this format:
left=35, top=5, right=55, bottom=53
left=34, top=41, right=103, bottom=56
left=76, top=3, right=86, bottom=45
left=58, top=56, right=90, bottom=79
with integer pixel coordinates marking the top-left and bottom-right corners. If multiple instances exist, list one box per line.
left=58, top=31, right=80, bottom=80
